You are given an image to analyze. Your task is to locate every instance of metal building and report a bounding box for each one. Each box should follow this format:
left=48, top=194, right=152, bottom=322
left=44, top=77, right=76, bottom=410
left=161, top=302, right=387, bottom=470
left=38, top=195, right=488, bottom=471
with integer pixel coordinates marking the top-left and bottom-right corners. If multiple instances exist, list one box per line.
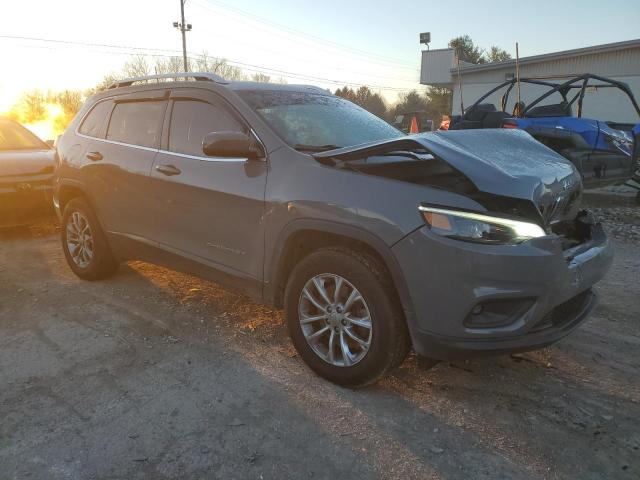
left=420, top=39, right=640, bottom=122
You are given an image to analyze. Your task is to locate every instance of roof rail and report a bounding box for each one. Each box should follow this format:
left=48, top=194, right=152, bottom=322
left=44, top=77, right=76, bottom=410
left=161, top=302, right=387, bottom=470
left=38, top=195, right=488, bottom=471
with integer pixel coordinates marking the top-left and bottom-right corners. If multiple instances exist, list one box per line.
left=107, top=72, right=227, bottom=89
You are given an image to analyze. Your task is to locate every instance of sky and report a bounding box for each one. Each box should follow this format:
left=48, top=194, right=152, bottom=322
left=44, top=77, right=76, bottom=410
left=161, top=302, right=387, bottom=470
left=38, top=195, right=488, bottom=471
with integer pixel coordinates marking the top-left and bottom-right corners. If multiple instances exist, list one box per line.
left=1, top=0, right=639, bottom=112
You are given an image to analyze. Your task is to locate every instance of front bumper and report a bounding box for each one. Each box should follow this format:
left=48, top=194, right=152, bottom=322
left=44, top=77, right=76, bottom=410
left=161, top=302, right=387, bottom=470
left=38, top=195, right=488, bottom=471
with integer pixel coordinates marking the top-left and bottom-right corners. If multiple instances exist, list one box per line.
left=392, top=220, right=613, bottom=360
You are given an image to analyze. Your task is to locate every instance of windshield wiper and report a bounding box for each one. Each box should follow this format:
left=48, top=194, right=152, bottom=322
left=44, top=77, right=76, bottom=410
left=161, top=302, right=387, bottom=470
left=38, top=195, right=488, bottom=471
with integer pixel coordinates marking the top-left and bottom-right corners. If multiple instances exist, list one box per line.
left=293, top=143, right=342, bottom=152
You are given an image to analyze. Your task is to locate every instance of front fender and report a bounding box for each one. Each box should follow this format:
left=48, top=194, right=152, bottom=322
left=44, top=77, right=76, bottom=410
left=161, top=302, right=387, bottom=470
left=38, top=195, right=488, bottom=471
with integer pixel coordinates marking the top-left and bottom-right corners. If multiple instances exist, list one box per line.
left=264, top=218, right=417, bottom=319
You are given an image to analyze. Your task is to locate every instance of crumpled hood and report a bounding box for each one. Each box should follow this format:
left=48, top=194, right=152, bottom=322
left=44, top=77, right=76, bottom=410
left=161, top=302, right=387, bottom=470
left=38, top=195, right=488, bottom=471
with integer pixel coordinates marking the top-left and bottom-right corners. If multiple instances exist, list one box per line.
left=0, top=149, right=55, bottom=179
left=315, top=129, right=581, bottom=209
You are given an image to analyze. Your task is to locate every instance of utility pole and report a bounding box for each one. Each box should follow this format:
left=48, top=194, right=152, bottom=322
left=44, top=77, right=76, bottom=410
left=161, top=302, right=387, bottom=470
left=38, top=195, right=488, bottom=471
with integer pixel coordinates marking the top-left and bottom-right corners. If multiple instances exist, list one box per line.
left=456, top=48, right=464, bottom=115
left=173, top=0, right=192, bottom=72
left=515, top=42, right=522, bottom=117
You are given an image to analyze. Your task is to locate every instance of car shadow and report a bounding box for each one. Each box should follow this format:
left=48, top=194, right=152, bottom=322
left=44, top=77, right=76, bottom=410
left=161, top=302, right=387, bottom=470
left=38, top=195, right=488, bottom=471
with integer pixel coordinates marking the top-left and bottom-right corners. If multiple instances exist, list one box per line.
left=111, top=260, right=640, bottom=478
left=0, top=215, right=59, bottom=241
left=2, top=224, right=639, bottom=479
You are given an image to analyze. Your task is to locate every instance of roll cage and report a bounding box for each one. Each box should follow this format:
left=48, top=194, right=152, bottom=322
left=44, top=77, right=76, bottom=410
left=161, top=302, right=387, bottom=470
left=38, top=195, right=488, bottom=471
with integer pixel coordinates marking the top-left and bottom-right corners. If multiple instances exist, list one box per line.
left=462, top=74, right=640, bottom=120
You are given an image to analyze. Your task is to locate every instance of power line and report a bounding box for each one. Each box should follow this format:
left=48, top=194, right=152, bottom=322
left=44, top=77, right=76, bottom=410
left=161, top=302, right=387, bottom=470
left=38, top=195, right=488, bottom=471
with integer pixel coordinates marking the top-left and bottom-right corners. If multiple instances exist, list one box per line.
left=220, top=58, right=414, bottom=91
left=0, top=35, right=421, bottom=93
left=191, top=0, right=419, bottom=70
left=193, top=29, right=419, bottom=82
left=199, top=0, right=417, bottom=66
left=0, top=39, right=186, bottom=60
left=0, top=33, right=418, bottom=83
left=185, top=27, right=419, bottom=82
left=0, top=34, right=183, bottom=55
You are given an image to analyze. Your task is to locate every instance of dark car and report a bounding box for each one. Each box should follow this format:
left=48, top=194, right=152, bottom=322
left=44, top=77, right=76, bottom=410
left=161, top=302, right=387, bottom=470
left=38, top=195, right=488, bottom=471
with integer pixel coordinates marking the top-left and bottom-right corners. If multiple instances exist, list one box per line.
left=53, top=73, right=613, bottom=387
left=0, top=117, right=55, bottom=227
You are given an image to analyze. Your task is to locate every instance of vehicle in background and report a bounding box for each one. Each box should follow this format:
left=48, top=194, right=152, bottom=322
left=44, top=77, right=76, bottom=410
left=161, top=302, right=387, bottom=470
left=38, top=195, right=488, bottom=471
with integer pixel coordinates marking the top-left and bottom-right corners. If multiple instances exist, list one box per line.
left=449, top=74, right=640, bottom=198
left=0, top=117, right=55, bottom=228
left=394, top=111, right=433, bottom=134
left=54, top=73, right=612, bottom=387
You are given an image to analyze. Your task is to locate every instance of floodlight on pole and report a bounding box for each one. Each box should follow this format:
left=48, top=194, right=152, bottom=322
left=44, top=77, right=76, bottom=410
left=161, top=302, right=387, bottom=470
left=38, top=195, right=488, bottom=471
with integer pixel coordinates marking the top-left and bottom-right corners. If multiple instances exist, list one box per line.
left=419, top=32, right=431, bottom=51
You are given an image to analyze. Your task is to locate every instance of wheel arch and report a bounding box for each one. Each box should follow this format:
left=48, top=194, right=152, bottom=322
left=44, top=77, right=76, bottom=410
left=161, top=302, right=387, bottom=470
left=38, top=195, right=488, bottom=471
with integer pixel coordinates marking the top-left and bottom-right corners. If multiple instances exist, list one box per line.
left=266, top=220, right=415, bottom=317
left=56, top=180, right=94, bottom=217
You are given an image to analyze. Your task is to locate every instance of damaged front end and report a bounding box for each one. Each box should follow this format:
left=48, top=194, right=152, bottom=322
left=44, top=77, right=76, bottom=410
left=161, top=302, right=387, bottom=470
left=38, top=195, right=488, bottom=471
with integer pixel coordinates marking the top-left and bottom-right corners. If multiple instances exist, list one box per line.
left=316, top=129, right=613, bottom=357
left=315, top=129, right=595, bottom=247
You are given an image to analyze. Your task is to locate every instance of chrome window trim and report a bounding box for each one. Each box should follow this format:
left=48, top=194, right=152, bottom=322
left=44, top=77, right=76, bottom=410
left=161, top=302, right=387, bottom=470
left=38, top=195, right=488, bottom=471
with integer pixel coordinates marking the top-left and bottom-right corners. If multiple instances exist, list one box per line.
left=75, top=92, right=266, bottom=164
left=75, top=132, right=159, bottom=153
left=249, top=128, right=268, bottom=160
left=160, top=127, right=265, bottom=163
left=75, top=132, right=250, bottom=163
left=156, top=149, right=246, bottom=163
left=75, top=93, right=167, bottom=151
left=76, top=97, right=117, bottom=139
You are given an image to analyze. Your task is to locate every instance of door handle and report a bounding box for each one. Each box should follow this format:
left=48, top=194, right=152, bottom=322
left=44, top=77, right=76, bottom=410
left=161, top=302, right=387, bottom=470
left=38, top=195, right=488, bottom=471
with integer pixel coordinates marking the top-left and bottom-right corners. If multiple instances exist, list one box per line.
left=86, top=151, right=103, bottom=161
left=155, top=164, right=182, bottom=176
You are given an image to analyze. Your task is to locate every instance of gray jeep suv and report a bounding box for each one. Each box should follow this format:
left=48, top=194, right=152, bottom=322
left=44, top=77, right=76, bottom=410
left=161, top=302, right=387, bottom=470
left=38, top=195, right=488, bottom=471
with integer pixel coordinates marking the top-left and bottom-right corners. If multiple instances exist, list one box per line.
left=54, top=73, right=613, bottom=387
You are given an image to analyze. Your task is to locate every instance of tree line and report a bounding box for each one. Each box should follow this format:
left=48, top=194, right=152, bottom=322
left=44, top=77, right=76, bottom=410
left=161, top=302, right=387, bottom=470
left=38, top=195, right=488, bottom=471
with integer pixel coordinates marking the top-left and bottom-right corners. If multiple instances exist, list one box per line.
left=334, top=36, right=511, bottom=125
left=5, top=53, right=282, bottom=135
left=333, top=85, right=453, bottom=126
left=6, top=35, right=509, bottom=134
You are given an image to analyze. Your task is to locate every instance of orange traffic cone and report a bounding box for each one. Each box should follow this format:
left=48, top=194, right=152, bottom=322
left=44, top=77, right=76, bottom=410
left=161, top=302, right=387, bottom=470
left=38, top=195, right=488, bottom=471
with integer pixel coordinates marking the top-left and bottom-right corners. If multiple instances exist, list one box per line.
left=409, top=115, right=419, bottom=134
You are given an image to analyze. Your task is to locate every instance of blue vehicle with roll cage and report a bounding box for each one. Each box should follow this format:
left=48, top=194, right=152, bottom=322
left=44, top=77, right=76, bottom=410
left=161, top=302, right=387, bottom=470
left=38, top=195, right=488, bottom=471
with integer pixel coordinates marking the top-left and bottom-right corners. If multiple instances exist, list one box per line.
left=449, top=74, right=640, bottom=201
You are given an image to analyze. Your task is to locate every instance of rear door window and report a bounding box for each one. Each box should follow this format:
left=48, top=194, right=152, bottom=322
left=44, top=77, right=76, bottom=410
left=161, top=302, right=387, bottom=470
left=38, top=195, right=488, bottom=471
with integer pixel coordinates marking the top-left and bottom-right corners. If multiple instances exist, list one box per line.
left=79, top=100, right=113, bottom=138
left=106, top=101, right=166, bottom=148
left=168, top=100, right=246, bottom=157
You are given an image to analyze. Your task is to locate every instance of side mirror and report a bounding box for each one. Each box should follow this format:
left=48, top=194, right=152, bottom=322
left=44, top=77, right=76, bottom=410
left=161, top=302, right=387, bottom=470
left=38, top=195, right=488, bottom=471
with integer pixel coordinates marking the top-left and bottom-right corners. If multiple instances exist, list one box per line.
left=202, top=131, right=264, bottom=160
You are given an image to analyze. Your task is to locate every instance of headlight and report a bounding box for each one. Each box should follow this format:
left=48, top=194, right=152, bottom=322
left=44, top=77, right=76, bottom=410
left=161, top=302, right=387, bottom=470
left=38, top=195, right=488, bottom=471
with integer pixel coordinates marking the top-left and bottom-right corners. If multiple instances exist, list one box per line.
left=419, top=206, right=546, bottom=245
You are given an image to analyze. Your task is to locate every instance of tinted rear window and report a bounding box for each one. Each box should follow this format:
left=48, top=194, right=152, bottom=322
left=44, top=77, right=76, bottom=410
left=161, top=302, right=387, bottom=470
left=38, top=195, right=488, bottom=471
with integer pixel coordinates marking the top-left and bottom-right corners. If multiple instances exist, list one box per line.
left=79, top=100, right=113, bottom=138
left=168, top=100, right=246, bottom=156
left=0, top=120, right=48, bottom=151
left=106, top=101, right=166, bottom=148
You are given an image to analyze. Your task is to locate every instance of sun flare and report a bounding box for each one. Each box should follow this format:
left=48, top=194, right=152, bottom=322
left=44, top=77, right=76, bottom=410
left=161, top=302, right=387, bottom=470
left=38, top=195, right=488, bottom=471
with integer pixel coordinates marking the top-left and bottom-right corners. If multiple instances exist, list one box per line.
left=20, top=103, right=65, bottom=141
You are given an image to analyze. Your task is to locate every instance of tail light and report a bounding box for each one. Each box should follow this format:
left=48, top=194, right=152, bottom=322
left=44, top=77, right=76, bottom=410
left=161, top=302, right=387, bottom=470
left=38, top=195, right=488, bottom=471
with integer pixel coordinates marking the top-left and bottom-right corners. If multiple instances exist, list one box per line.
left=502, top=119, right=519, bottom=129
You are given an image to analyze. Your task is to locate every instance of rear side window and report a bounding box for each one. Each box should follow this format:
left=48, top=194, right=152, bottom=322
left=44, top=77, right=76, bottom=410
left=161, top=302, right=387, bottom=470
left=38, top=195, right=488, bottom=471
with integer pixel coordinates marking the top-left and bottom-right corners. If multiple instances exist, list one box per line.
left=106, top=101, right=166, bottom=148
left=168, top=100, right=246, bottom=156
left=79, top=100, right=113, bottom=138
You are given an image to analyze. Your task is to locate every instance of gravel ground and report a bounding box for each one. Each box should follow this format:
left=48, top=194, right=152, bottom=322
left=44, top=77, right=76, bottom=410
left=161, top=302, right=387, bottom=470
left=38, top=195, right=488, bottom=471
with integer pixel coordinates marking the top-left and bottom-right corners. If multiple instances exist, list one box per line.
left=1, top=197, right=639, bottom=479
left=591, top=205, right=640, bottom=242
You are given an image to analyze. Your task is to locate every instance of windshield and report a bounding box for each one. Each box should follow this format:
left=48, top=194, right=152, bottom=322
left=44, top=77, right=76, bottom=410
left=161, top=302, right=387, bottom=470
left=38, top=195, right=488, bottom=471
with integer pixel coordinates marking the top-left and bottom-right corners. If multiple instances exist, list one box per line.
left=237, top=90, right=403, bottom=150
left=0, top=120, right=49, bottom=151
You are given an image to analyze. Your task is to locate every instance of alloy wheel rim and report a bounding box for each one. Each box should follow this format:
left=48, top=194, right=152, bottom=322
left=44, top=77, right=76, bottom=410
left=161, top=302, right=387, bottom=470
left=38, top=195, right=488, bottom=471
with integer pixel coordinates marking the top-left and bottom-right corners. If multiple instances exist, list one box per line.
left=298, top=273, right=373, bottom=367
left=66, top=212, right=94, bottom=268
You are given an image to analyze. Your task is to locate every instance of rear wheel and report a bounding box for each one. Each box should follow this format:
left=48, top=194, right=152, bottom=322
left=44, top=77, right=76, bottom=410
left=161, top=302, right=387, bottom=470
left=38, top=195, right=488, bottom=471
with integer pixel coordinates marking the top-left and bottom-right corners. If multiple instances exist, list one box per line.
left=284, top=248, right=411, bottom=387
left=61, top=197, right=118, bottom=280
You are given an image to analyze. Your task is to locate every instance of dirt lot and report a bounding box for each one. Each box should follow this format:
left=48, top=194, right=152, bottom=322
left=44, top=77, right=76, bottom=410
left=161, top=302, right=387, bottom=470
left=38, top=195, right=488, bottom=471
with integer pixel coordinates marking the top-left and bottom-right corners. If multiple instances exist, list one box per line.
left=1, top=199, right=639, bottom=480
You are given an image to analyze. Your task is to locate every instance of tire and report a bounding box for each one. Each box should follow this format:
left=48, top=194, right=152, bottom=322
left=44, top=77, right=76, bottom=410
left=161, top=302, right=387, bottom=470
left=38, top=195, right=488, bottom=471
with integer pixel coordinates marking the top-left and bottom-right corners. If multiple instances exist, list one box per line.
left=284, top=247, right=411, bottom=387
left=61, top=197, right=118, bottom=280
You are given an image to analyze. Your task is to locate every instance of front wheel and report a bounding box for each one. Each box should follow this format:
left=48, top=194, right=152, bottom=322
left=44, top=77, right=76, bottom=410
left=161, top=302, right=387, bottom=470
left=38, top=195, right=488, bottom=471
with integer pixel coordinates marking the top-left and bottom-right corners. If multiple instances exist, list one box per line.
left=61, top=197, right=118, bottom=280
left=284, top=248, right=411, bottom=387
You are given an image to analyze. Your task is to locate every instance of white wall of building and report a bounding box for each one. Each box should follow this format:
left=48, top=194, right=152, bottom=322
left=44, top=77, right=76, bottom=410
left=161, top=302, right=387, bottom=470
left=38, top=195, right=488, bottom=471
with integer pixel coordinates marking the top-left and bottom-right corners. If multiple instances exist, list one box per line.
left=439, top=43, right=640, bottom=123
